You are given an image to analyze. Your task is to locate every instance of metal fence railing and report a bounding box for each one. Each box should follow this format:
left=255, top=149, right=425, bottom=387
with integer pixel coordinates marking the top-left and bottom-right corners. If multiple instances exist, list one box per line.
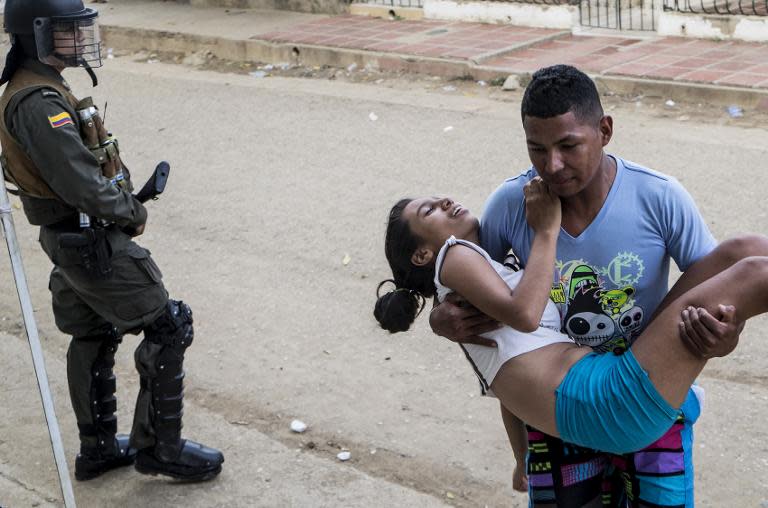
left=500, top=0, right=576, bottom=4
left=354, top=0, right=657, bottom=31
left=664, top=0, right=767, bottom=15
left=357, top=0, right=766, bottom=17
left=580, top=0, right=657, bottom=30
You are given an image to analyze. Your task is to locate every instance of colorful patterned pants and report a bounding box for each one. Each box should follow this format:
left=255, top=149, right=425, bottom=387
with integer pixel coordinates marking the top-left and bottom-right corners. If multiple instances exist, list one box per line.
left=526, top=388, right=700, bottom=508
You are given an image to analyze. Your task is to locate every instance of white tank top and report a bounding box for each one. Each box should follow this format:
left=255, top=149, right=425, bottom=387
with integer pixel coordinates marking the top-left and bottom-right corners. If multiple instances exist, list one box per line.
left=434, top=236, right=574, bottom=395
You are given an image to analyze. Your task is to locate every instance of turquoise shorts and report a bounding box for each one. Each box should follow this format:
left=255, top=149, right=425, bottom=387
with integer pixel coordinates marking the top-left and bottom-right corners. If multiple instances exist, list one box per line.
left=555, top=349, right=679, bottom=455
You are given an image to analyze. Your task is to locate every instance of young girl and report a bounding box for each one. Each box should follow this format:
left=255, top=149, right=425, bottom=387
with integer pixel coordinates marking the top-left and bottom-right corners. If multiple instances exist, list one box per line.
left=374, top=178, right=766, bottom=463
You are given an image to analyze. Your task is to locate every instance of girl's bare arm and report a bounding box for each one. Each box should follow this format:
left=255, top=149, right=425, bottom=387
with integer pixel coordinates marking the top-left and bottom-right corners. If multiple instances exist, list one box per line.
left=440, top=229, right=558, bottom=332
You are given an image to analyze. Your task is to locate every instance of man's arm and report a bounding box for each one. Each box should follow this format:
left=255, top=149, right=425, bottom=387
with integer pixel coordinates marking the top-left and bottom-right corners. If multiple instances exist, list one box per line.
left=660, top=176, right=717, bottom=274
left=660, top=177, right=741, bottom=357
left=428, top=295, right=500, bottom=347
left=11, top=91, right=147, bottom=230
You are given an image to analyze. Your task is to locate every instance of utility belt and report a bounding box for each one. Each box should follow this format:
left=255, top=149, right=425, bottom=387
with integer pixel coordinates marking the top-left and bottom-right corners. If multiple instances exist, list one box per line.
left=47, top=216, right=113, bottom=279
left=46, top=214, right=88, bottom=232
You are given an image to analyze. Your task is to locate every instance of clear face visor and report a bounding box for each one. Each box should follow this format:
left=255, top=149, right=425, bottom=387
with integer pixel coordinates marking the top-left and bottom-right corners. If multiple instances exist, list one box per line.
left=33, top=13, right=102, bottom=69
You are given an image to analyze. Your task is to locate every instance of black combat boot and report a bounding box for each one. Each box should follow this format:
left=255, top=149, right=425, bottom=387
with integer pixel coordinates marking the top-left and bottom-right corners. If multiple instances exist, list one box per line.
left=76, top=434, right=137, bottom=481
left=133, top=301, right=224, bottom=481
left=135, top=440, right=224, bottom=481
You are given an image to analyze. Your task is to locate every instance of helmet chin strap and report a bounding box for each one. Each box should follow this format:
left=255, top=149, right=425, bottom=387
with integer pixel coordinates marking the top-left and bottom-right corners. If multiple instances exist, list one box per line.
left=84, top=61, right=98, bottom=87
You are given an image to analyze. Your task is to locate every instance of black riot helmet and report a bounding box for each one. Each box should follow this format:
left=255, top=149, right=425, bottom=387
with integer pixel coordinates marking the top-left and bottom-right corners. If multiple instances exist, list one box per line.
left=4, top=0, right=102, bottom=70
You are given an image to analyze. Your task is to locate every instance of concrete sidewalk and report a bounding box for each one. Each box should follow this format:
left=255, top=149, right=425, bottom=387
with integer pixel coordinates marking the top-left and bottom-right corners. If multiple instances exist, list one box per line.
left=95, top=1, right=768, bottom=107
left=0, top=328, right=452, bottom=507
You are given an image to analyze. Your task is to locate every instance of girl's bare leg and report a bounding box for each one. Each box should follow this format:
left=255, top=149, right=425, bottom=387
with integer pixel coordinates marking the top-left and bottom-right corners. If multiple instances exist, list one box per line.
left=632, top=255, right=768, bottom=408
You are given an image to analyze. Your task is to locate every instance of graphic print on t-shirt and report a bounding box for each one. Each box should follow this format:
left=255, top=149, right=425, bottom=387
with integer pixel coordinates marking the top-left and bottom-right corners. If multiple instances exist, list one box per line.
left=550, top=252, right=646, bottom=353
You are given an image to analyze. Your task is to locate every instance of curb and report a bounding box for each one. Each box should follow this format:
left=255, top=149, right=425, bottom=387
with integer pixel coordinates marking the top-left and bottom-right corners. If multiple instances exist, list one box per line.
left=593, top=75, right=768, bottom=110
left=101, top=24, right=509, bottom=79
left=102, top=24, right=768, bottom=108
left=349, top=4, right=425, bottom=20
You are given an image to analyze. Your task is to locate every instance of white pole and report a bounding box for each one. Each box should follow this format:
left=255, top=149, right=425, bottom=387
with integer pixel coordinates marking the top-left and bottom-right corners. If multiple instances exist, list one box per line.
left=0, top=183, right=76, bottom=508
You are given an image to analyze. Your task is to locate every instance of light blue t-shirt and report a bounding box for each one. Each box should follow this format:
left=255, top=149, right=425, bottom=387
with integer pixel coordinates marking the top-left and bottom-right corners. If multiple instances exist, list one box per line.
left=480, top=156, right=717, bottom=354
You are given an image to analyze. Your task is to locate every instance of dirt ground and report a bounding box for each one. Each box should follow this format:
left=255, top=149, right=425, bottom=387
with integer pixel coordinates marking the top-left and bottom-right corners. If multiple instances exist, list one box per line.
left=0, top=51, right=767, bottom=507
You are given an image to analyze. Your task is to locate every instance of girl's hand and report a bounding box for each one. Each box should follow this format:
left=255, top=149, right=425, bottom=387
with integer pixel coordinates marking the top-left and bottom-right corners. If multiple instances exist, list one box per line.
left=513, top=461, right=529, bottom=492
left=524, top=177, right=561, bottom=236
left=679, top=305, right=742, bottom=359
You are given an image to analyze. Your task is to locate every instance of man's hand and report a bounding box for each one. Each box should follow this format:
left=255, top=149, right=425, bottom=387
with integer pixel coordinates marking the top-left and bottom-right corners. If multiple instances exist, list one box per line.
left=429, top=293, right=500, bottom=347
left=679, top=304, right=743, bottom=359
left=513, top=462, right=529, bottom=493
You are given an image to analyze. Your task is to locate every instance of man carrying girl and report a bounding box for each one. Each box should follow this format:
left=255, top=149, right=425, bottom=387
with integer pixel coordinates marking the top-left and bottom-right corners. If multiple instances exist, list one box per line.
left=379, top=65, right=765, bottom=507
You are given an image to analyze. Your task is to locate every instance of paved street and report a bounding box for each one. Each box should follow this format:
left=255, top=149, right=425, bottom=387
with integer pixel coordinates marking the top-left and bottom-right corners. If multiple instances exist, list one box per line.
left=0, top=54, right=766, bottom=507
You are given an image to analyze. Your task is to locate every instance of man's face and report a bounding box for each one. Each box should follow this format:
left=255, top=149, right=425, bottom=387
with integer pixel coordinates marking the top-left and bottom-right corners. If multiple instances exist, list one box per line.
left=522, top=111, right=612, bottom=198
left=52, top=24, right=86, bottom=58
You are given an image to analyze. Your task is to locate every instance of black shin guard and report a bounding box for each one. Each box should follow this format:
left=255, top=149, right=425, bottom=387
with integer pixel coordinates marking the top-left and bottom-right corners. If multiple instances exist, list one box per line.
left=71, top=328, right=121, bottom=453
left=70, top=328, right=136, bottom=480
left=142, top=300, right=194, bottom=462
left=135, top=300, right=223, bottom=481
left=89, top=332, right=120, bottom=452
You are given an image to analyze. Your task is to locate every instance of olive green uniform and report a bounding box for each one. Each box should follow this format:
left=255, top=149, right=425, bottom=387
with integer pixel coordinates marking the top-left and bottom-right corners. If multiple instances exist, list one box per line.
left=1, top=58, right=169, bottom=450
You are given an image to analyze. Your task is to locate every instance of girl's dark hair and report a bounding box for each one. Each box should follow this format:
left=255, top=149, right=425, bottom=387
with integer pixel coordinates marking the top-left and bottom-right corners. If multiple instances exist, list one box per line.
left=374, top=198, right=437, bottom=333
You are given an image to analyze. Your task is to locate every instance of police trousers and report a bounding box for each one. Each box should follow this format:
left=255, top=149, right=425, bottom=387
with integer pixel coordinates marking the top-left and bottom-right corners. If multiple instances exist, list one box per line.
left=39, top=224, right=170, bottom=449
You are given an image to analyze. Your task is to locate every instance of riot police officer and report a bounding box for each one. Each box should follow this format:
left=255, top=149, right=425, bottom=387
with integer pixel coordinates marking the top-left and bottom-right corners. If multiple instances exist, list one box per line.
left=0, top=0, right=224, bottom=482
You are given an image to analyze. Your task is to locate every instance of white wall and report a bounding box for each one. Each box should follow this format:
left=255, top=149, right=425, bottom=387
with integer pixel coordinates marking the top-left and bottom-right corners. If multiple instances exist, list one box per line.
left=423, top=0, right=577, bottom=29
left=657, top=11, right=768, bottom=41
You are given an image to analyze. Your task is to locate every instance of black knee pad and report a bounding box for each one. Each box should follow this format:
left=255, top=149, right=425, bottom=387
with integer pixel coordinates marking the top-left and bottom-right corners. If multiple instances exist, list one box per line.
left=144, top=300, right=194, bottom=352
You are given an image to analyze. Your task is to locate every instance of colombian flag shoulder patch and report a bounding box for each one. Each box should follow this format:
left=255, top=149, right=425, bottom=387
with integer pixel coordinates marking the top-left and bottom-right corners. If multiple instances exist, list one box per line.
left=48, top=112, right=74, bottom=129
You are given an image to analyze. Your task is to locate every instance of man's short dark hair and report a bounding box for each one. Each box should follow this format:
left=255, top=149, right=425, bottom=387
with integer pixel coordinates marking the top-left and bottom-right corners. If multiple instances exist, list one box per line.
left=521, top=65, right=604, bottom=124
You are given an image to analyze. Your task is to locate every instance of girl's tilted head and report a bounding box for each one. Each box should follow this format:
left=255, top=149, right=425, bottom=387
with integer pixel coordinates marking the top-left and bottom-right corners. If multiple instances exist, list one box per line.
left=374, top=198, right=434, bottom=333
left=374, top=197, right=479, bottom=333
